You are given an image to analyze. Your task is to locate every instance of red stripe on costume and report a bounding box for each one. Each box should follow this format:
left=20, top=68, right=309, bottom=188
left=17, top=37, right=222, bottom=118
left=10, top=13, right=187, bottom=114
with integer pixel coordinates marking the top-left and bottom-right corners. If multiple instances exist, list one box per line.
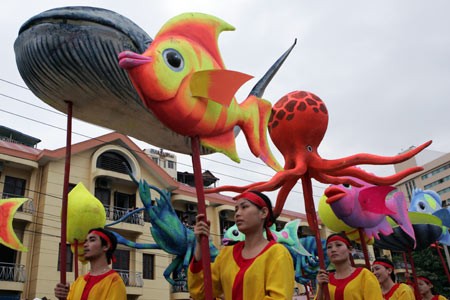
left=232, top=240, right=275, bottom=300
left=383, top=283, right=400, bottom=300
left=329, top=267, right=363, bottom=300
left=81, top=269, right=114, bottom=300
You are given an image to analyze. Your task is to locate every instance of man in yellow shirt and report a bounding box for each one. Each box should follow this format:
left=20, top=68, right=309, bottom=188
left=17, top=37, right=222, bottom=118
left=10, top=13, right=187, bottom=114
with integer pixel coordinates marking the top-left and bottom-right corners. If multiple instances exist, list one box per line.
left=54, top=228, right=126, bottom=300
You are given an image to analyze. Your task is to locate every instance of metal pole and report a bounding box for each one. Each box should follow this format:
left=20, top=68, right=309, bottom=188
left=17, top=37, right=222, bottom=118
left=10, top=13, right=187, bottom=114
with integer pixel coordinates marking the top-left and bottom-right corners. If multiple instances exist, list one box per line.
left=434, top=243, right=450, bottom=282
left=191, top=136, right=213, bottom=300
left=59, top=101, right=72, bottom=285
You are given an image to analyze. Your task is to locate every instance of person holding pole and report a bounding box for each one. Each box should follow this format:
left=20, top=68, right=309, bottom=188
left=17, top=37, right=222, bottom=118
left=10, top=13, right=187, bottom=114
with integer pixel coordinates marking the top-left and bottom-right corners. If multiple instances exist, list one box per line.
left=371, top=257, right=415, bottom=299
left=315, top=232, right=382, bottom=300
left=54, top=227, right=126, bottom=300
left=188, top=191, right=295, bottom=299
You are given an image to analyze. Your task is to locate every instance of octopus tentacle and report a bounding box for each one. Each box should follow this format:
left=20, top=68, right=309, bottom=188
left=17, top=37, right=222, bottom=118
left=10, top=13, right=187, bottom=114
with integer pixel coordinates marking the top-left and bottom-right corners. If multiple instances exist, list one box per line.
left=310, top=140, right=431, bottom=171
left=329, top=166, right=424, bottom=185
left=311, top=171, right=362, bottom=187
left=205, top=182, right=265, bottom=194
left=273, top=179, right=297, bottom=217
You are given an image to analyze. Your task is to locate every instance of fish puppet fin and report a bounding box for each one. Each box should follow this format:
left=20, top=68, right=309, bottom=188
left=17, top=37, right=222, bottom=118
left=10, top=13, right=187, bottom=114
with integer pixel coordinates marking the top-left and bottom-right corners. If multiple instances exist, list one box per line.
left=201, top=131, right=240, bottom=163
left=386, top=191, right=416, bottom=247
left=0, top=198, right=28, bottom=251
left=358, top=185, right=396, bottom=215
left=155, top=12, right=235, bottom=69
left=433, top=208, right=450, bottom=227
left=190, top=70, right=253, bottom=107
left=239, top=95, right=283, bottom=172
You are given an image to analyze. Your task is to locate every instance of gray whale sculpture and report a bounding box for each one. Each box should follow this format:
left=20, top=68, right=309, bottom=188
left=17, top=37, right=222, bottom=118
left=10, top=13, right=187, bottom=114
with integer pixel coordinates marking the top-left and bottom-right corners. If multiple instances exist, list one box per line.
left=14, top=6, right=214, bottom=155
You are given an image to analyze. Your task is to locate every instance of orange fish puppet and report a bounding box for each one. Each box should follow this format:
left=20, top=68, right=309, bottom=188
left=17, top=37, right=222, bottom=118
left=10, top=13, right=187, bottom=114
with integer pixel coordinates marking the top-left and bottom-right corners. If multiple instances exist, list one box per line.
left=119, top=13, right=292, bottom=171
left=0, top=198, right=28, bottom=251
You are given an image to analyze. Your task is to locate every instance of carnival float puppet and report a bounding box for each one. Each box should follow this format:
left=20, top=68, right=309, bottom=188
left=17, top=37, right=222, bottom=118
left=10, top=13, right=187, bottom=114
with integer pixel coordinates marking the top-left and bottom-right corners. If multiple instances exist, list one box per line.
left=0, top=198, right=29, bottom=251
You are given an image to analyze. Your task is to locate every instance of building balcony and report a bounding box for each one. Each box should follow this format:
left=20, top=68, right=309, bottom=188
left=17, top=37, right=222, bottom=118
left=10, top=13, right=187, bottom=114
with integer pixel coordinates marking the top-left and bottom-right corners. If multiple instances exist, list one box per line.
left=104, top=205, right=145, bottom=233
left=115, top=269, right=143, bottom=296
left=0, top=263, right=26, bottom=292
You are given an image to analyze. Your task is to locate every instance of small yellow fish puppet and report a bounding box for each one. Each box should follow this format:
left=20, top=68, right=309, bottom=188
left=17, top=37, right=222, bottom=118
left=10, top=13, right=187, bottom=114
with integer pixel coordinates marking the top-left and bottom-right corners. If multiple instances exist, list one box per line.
left=0, top=198, right=28, bottom=251
left=119, top=12, right=284, bottom=171
left=66, top=182, right=106, bottom=263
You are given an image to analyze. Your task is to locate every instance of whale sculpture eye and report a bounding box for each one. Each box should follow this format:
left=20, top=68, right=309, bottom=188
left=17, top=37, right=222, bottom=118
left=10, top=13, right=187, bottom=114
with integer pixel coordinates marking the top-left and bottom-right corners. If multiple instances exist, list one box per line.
left=232, top=230, right=239, bottom=237
left=163, top=48, right=184, bottom=72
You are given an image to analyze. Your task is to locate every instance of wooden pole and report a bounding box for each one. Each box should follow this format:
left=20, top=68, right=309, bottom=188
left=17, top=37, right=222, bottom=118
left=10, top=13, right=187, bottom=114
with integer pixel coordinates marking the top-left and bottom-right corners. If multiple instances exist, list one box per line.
left=357, top=228, right=371, bottom=269
left=59, top=101, right=72, bottom=285
left=434, top=243, right=450, bottom=283
left=301, top=173, right=329, bottom=300
left=191, top=136, right=213, bottom=300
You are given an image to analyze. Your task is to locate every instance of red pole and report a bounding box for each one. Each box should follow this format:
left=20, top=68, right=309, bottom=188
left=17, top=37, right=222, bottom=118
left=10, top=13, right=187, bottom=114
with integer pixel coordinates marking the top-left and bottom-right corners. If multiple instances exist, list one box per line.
left=301, top=173, right=329, bottom=300
left=407, top=251, right=420, bottom=300
left=357, top=228, right=371, bottom=269
left=74, top=239, right=79, bottom=279
left=402, top=252, right=410, bottom=281
left=59, top=101, right=72, bottom=285
left=191, top=136, right=213, bottom=300
left=434, top=242, right=450, bottom=282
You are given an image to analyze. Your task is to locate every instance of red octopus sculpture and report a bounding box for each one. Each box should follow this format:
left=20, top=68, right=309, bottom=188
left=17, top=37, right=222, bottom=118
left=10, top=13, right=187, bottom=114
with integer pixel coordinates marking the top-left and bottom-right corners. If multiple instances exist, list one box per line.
left=208, top=90, right=431, bottom=221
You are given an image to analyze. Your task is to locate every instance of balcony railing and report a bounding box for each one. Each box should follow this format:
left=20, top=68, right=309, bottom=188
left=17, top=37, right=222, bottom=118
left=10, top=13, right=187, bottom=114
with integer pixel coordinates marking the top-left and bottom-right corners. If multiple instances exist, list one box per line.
left=115, top=269, right=143, bottom=287
left=0, top=262, right=26, bottom=282
left=0, top=194, right=34, bottom=214
left=104, top=206, right=144, bottom=225
left=171, top=279, right=189, bottom=293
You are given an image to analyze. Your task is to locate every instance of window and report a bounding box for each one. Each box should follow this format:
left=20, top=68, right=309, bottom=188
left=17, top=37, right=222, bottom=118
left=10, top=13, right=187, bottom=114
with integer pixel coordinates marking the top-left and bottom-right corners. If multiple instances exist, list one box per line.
left=114, top=192, right=136, bottom=209
left=167, top=160, right=175, bottom=169
left=152, top=157, right=159, bottom=165
left=3, top=176, right=26, bottom=198
left=57, top=243, right=73, bottom=272
left=143, top=253, right=155, bottom=280
left=113, top=249, right=130, bottom=272
left=96, top=151, right=132, bottom=174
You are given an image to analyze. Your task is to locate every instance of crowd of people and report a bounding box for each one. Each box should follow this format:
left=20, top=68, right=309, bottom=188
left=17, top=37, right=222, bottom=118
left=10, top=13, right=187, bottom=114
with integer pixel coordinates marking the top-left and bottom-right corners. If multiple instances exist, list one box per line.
left=48, top=191, right=448, bottom=300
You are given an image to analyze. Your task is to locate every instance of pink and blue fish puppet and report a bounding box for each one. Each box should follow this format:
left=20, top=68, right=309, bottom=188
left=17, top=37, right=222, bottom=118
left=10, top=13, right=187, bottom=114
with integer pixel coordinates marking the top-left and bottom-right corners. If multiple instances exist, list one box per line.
left=324, top=177, right=415, bottom=245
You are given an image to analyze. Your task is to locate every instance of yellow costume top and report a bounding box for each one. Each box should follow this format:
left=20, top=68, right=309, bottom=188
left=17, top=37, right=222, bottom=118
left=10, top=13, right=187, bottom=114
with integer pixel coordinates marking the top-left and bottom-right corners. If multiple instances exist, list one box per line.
left=67, top=270, right=126, bottom=300
left=188, top=240, right=295, bottom=300
left=383, top=283, right=415, bottom=300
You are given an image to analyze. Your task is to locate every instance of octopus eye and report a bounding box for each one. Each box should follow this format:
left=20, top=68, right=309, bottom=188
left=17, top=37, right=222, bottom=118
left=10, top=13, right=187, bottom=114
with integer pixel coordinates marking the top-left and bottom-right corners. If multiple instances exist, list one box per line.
left=232, top=230, right=240, bottom=237
left=162, top=48, right=184, bottom=72
left=306, top=145, right=313, bottom=152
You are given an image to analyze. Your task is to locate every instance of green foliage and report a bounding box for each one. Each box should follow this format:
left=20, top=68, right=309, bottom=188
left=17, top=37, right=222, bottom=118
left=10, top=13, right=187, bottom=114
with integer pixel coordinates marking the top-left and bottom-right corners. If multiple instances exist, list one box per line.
left=412, top=246, right=450, bottom=298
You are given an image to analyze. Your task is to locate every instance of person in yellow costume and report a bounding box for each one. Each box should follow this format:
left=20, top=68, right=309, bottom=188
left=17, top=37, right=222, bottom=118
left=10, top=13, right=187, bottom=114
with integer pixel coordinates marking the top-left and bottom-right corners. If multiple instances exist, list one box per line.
left=372, top=258, right=415, bottom=300
left=188, top=191, right=295, bottom=300
left=54, top=228, right=126, bottom=300
left=417, top=276, right=447, bottom=300
left=315, top=232, right=382, bottom=300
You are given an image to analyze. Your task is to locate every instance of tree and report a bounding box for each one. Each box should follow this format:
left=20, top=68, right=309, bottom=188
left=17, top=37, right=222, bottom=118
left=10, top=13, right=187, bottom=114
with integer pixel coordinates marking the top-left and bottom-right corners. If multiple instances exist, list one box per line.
left=412, top=245, right=450, bottom=298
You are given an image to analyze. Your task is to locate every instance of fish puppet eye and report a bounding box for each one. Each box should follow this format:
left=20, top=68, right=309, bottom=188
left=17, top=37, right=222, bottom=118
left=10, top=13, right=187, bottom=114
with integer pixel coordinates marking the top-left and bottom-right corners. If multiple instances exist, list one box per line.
left=232, top=230, right=240, bottom=237
left=418, top=201, right=426, bottom=211
left=342, top=183, right=352, bottom=189
left=162, top=48, right=184, bottom=72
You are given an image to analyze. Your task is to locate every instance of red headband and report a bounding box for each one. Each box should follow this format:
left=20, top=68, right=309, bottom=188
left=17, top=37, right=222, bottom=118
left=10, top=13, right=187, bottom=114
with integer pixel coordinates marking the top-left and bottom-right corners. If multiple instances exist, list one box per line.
left=372, top=261, right=394, bottom=270
left=235, top=192, right=274, bottom=241
left=90, top=230, right=111, bottom=248
left=327, top=235, right=351, bottom=248
left=417, top=276, right=432, bottom=285
left=90, top=230, right=116, bottom=263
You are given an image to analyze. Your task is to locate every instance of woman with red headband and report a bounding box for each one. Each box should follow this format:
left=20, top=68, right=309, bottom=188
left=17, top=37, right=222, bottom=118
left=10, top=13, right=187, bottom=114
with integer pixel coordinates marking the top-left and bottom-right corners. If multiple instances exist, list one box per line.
left=188, top=191, right=295, bottom=299
left=372, top=257, right=415, bottom=299
left=417, top=276, right=447, bottom=300
left=54, top=227, right=126, bottom=300
left=315, top=232, right=382, bottom=300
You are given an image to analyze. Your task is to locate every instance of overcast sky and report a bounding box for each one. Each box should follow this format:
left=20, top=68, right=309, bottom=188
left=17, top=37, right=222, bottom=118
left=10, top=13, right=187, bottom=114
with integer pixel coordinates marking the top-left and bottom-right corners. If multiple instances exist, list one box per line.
left=1, top=1, right=449, bottom=213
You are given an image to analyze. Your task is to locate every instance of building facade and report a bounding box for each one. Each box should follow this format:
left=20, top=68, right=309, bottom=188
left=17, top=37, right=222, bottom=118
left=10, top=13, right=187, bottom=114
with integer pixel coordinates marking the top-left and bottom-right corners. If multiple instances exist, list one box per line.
left=0, top=129, right=317, bottom=300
